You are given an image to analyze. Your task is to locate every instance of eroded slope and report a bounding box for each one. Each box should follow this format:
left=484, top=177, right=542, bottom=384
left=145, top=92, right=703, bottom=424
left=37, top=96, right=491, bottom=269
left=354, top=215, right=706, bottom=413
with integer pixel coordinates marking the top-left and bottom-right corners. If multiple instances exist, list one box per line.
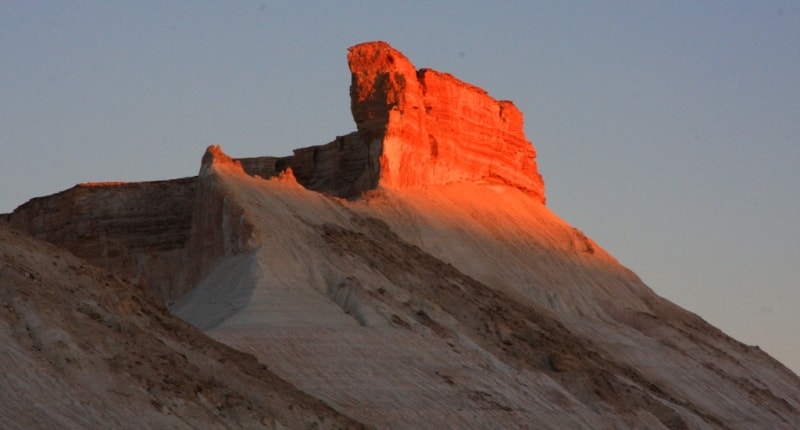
left=171, top=156, right=800, bottom=429
left=0, top=221, right=367, bottom=429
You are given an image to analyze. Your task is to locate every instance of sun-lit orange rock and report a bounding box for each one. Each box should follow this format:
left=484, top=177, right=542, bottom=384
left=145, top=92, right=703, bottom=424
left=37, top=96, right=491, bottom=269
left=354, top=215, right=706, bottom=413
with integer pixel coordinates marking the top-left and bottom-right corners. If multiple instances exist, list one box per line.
left=201, top=144, right=245, bottom=176
left=347, top=41, right=545, bottom=202
left=219, top=41, right=545, bottom=202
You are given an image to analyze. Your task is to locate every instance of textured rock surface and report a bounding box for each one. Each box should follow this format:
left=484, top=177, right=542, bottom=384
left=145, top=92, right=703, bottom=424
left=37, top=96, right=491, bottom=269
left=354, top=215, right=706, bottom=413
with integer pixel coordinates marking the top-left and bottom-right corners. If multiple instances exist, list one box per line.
left=348, top=41, right=545, bottom=202
left=238, top=41, right=546, bottom=200
left=289, top=132, right=380, bottom=198
left=0, top=221, right=367, bottom=429
left=173, top=150, right=800, bottom=429
left=6, top=42, right=547, bottom=293
left=237, top=155, right=290, bottom=179
left=179, top=146, right=257, bottom=301
left=7, top=179, right=196, bottom=299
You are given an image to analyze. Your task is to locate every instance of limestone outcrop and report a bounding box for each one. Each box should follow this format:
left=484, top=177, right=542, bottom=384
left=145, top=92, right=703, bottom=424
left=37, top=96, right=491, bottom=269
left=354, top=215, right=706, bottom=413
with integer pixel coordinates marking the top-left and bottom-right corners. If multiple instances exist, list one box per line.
left=288, top=132, right=380, bottom=198
left=348, top=41, right=545, bottom=202
left=181, top=146, right=256, bottom=300
left=6, top=178, right=196, bottom=299
left=241, top=41, right=546, bottom=201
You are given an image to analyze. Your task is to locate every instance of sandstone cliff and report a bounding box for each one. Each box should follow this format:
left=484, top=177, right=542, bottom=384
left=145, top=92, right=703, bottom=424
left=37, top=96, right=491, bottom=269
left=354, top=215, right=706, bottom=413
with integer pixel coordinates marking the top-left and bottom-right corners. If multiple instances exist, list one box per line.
left=180, top=146, right=257, bottom=301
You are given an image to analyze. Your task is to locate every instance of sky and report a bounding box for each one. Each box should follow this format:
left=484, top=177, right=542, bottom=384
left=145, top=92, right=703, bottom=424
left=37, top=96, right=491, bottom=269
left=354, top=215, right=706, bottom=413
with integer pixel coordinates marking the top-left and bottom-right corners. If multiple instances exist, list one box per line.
left=2, top=1, right=798, bottom=373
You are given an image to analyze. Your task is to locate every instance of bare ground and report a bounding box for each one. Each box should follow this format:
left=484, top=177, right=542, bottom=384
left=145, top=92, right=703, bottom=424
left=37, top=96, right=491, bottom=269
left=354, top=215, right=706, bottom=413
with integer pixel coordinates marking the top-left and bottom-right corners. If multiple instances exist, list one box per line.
left=0, top=221, right=368, bottom=430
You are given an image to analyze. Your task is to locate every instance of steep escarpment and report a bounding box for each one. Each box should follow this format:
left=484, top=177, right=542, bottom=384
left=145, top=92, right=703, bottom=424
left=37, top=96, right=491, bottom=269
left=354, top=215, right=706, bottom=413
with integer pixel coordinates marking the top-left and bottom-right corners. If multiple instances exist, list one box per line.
left=179, top=146, right=257, bottom=302
left=6, top=179, right=196, bottom=299
left=238, top=41, right=545, bottom=200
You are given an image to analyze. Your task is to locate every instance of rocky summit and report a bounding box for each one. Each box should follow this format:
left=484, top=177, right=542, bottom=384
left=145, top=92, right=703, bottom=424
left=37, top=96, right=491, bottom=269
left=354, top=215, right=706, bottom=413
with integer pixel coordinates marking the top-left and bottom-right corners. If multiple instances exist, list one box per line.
left=3, top=41, right=800, bottom=429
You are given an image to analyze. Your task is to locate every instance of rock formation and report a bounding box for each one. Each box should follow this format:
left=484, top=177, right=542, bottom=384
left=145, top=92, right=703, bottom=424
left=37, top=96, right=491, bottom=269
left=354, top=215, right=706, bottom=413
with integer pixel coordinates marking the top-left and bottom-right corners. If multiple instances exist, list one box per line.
left=231, top=41, right=546, bottom=201
left=348, top=41, right=545, bottom=201
left=3, top=41, right=800, bottom=429
left=181, top=146, right=257, bottom=301
left=7, top=41, right=547, bottom=300
left=6, top=178, right=196, bottom=299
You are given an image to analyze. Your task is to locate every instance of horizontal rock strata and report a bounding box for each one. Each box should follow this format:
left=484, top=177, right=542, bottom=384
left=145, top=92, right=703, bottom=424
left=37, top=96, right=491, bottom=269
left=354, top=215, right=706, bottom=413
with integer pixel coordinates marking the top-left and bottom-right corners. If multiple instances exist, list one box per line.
left=8, top=41, right=547, bottom=299
left=7, top=178, right=196, bottom=299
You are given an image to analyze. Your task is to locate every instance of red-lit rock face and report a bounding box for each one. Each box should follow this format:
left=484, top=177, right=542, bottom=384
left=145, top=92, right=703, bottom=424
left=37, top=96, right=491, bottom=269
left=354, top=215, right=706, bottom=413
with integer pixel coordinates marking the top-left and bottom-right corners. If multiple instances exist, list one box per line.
left=347, top=41, right=545, bottom=203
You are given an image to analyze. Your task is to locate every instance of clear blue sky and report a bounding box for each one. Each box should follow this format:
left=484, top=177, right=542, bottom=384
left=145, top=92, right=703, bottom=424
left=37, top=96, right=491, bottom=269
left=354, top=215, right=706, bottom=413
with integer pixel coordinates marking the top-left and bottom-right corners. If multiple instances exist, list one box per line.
left=2, top=1, right=798, bottom=373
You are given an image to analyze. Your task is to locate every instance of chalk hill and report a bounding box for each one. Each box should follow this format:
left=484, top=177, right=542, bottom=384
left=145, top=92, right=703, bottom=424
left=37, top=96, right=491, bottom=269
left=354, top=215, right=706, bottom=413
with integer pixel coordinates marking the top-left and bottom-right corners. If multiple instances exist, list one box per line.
left=4, top=41, right=799, bottom=429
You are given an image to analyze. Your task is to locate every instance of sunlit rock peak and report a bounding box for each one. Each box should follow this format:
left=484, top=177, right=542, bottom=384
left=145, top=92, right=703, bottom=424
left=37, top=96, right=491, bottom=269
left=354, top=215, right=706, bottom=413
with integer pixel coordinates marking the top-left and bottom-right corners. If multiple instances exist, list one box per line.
left=348, top=41, right=545, bottom=202
left=200, top=41, right=545, bottom=202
